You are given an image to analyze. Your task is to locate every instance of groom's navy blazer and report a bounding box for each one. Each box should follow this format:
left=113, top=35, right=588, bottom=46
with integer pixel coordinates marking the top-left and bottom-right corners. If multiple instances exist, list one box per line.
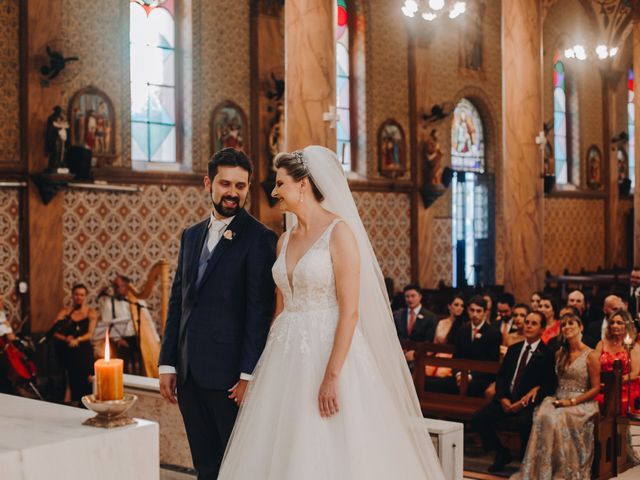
left=159, top=209, right=277, bottom=390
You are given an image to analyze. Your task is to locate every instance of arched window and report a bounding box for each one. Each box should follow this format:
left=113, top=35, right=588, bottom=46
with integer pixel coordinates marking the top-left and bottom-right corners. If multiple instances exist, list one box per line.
left=130, top=0, right=177, bottom=164
left=450, top=98, right=492, bottom=287
left=629, top=67, right=635, bottom=189
left=336, top=0, right=351, bottom=170
left=553, top=52, right=568, bottom=184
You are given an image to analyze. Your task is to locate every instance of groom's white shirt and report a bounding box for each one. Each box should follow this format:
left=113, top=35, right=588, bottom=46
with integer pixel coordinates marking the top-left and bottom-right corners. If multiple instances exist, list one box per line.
left=158, top=212, right=253, bottom=381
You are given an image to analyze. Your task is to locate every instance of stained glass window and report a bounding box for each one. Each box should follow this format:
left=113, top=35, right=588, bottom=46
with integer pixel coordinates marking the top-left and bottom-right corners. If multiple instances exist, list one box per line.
left=450, top=98, right=485, bottom=172
left=130, top=0, right=177, bottom=163
left=336, top=0, right=351, bottom=170
left=553, top=53, right=568, bottom=184
left=629, top=68, right=635, bottom=189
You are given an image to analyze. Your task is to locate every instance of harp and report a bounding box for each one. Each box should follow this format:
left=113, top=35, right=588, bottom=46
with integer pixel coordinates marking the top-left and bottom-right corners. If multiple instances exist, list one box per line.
left=126, top=260, right=170, bottom=378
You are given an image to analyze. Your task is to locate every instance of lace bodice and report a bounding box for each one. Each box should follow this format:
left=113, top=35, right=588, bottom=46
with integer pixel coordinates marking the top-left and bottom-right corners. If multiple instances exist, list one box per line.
left=556, top=348, right=593, bottom=398
left=272, top=219, right=341, bottom=314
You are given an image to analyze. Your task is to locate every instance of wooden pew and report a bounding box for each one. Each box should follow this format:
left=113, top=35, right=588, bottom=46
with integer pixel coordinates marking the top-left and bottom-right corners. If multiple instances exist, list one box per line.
left=593, top=360, right=623, bottom=480
left=402, top=341, right=499, bottom=420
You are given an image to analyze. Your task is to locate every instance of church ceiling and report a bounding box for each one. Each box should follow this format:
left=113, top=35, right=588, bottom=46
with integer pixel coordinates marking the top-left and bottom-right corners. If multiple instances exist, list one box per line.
left=544, top=0, right=633, bottom=47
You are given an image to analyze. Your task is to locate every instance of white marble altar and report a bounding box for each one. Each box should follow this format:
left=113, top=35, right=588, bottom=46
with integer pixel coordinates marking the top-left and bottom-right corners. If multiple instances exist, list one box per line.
left=0, top=393, right=159, bottom=480
left=425, top=418, right=464, bottom=480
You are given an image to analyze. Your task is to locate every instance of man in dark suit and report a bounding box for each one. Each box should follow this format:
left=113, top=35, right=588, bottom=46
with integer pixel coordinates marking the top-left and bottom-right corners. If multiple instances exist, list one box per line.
left=393, top=284, right=438, bottom=343
left=159, top=148, right=277, bottom=480
left=628, top=267, right=640, bottom=329
left=471, top=310, right=556, bottom=472
left=453, top=295, right=501, bottom=397
left=495, top=292, right=515, bottom=338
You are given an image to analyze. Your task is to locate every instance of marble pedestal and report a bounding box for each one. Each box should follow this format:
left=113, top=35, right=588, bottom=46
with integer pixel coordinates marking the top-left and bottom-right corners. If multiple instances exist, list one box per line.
left=124, top=374, right=193, bottom=470
left=0, top=393, right=159, bottom=480
left=425, top=418, right=464, bottom=480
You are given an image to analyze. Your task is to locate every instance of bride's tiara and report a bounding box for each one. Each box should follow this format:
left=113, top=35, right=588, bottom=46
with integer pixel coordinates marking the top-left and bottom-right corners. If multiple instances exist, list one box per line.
left=292, top=150, right=308, bottom=171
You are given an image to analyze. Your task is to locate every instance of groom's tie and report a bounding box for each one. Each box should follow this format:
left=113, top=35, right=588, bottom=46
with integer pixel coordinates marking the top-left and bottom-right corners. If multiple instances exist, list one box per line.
left=196, top=221, right=227, bottom=287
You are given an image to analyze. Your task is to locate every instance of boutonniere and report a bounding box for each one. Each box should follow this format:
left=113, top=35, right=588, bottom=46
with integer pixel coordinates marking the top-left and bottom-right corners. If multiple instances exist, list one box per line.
left=222, top=230, right=235, bottom=241
left=475, top=333, right=483, bottom=340
left=417, top=314, right=424, bottom=320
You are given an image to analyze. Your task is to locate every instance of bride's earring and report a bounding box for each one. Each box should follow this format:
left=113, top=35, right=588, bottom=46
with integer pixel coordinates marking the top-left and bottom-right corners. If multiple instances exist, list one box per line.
left=299, top=187, right=304, bottom=203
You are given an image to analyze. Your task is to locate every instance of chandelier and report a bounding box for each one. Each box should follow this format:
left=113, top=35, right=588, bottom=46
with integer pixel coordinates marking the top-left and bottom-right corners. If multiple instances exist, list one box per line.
left=400, top=0, right=467, bottom=21
left=563, top=44, right=618, bottom=61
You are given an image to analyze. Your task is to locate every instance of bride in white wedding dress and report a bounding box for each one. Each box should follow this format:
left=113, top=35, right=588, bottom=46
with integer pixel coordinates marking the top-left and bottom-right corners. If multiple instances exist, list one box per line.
left=218, top=146, right=444, bottom=479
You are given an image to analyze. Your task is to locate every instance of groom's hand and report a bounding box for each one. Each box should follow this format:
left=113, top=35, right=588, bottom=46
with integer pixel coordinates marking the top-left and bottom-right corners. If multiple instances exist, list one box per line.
left=159, top=373, right=178, bottom=404
left=228, top=379, right=249, bottom=406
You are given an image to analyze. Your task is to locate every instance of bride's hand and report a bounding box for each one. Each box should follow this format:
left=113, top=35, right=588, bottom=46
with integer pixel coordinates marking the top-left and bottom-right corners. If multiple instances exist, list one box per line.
left=318, top=376, right=339, bottom=418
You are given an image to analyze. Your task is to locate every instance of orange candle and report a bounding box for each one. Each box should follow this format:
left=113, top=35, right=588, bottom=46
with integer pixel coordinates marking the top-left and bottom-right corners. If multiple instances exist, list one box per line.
left=94, top=330, right=123, bottom=401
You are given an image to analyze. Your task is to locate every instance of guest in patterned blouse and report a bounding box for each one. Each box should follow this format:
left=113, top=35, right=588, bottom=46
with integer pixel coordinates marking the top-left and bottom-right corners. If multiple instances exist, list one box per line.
left=594, top=309, right=640, bottom=412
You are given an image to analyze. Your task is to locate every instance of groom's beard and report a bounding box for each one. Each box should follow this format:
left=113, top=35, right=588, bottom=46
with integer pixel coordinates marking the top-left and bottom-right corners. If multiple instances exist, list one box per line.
left=211, top=189, right=244, bottom=217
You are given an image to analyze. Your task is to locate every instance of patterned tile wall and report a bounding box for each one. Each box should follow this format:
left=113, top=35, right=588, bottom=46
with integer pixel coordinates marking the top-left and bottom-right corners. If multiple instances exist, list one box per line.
left=62, top=186, right=211, bottom=327
left=431, top=218, right=453, bottom=287
left=352, top=191, right=412, bottom=288
left=0, top=0, right=20, bottom=165
left=62, top=188, right=411, bottom=328
left=615, top=198, right=633, bottom=268
left=0, top=188, right=21, bottom=331
left=544, top=197, right=605, bottom=275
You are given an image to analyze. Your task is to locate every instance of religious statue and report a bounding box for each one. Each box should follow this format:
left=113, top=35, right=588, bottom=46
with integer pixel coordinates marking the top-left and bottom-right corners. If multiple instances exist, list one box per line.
left=423, top=129, right=443, bottom=186
left=45, top=106, right=70, bottom=172
left=262, top=102, right=285, bottom=207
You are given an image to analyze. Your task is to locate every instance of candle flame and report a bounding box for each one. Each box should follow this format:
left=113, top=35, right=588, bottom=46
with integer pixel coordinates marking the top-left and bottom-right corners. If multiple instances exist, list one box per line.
left=104, top=328, right=110, bottom=362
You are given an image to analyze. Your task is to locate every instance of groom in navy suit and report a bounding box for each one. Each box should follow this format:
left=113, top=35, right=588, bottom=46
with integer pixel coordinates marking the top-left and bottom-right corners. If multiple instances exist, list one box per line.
left=159, top=148, right=277, bottom=480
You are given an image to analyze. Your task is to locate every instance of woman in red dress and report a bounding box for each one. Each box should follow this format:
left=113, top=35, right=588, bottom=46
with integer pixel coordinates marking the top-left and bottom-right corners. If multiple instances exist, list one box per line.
left=595, top=309, right=640, bottom=412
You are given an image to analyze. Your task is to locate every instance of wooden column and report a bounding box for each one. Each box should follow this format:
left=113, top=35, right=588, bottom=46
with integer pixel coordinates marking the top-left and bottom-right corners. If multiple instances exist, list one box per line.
left=634, top=13, right=640, bottom=265
left=502, top=0, right=544, bottom=300
left=24, top=0, right=65, bottom=332
left=284, top=0, right=335, bottom=151
left=602, top=68, right=618, bottom=268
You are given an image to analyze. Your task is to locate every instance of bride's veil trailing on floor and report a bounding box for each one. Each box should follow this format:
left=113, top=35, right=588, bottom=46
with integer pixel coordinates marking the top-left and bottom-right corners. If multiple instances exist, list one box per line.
left=292, top=145, right=445, bottom=477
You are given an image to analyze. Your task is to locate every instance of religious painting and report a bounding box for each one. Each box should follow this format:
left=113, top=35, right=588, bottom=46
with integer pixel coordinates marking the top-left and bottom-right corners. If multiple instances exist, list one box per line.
left=451, top=98, right=484, bottom=173
left=68, top=86, right=116, bottom=160
left=377, top=119, right=406, bottom=178
left=586, top=145, right=602, bottom=190
left=459, top=0, right=484, bottom=72
left=211, top=101, right=248, bottom=155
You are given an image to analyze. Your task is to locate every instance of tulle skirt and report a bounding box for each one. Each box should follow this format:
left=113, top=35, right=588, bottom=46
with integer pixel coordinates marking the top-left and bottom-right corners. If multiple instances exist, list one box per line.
left=218, top=307, right=439, bottom=479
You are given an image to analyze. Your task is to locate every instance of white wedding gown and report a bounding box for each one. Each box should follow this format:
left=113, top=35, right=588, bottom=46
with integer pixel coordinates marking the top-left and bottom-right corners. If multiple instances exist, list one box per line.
left=218, top=219, right=439, bottom=479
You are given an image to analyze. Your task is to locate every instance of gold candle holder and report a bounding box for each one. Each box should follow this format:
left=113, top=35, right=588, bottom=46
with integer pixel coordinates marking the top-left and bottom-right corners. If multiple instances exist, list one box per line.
left=81, top=393, right=138, bottom=428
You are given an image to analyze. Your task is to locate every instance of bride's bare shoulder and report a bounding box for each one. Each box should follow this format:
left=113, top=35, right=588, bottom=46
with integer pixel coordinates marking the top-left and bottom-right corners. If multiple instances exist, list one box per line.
left=329, top=220, right=357, bottom=252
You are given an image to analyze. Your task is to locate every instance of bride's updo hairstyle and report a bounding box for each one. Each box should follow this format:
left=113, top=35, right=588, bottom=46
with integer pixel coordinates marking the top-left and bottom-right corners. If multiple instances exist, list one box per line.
left=274, top=151, right=324, bottom=202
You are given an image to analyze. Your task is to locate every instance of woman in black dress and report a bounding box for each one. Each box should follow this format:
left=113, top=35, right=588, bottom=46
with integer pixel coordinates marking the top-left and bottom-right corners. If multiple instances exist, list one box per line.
left=53, top=284, right=97, bottom=404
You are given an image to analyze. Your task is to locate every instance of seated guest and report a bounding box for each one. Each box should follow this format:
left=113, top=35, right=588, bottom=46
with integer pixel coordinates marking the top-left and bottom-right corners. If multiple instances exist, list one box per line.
left=52, top=284, right=97, bottom=404
left=472, top=311, right=556, bottom=472
left=496, top=292, right=516, bottom=339
left=433, top=294, right=465, bottom=345
left=482, top=291, right=497, bottom=325
left=512, top=312, right=600, bottom=480
left=453, top=295, right=501, bottom=397
left=567, top=289, right=586, bottom=317
left=393, top=284, right=438, bottom=343
left=539, top=294, right=559, bottom=345
left=595, top=309, right=640, bottom=412
left=93, top=274, right=151, bottom=374
left=503, top=303, right=529, bottom=349
left=584, top=294, right=625, bottom=348
left=530, top=291, right=542, bottom=312
left=426, top=294, right=465, bottom=378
